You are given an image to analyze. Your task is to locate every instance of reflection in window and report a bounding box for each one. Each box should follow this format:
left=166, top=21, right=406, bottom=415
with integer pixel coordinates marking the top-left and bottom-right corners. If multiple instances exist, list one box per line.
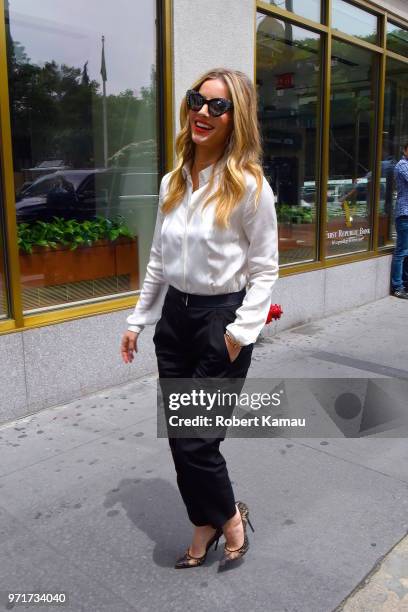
left=387, top=22, right=408, bottom=58
left=332, top=0, right=378, bottom=45
left=327, top=40, right=378, bottom=257
left=5, top=0, right=160, bottom=313
left=379, top=59, right=408, bottom=247
left=260, top=0, right=320, bottom=23
left=256, top=14, right=321, bottom=265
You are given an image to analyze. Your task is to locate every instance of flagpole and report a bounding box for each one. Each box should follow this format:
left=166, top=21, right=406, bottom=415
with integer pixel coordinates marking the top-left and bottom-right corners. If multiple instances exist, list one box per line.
left=101, top=35, right=108, bottom=168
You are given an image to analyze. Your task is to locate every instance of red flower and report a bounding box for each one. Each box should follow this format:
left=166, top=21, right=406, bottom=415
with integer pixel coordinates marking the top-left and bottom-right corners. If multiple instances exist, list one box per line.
left=266, top=303, right=283, bottom=324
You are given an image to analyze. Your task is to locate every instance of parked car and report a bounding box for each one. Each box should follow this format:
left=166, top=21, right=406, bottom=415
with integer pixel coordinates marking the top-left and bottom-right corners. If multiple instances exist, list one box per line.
left=15, top=169, right=118, bottom=222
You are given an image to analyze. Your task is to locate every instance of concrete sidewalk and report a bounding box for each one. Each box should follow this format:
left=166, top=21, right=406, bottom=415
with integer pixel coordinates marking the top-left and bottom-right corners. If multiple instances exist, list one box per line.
left=1, top=296, right=408, bottom=612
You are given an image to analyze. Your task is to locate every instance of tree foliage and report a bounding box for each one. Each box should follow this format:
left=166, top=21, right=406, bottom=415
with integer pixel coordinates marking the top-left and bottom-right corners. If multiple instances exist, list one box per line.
left=7, top=36, right=157, bottom=170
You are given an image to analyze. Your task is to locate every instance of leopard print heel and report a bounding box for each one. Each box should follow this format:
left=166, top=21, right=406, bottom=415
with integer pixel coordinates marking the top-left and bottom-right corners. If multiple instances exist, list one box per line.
left=218, top=501, right=255, bottom=571
left=174, top=527, right=222, bottom=569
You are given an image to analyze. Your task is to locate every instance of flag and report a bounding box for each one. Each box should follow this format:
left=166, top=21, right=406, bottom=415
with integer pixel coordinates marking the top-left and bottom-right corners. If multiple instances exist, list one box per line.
left=82, top=60, right=89, bottom=85
left=100, top=35, right=107, bottom=82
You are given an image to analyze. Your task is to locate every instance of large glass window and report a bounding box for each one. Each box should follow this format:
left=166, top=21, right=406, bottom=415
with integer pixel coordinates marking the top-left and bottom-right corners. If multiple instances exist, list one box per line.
left=332, top=0, right=378, bottom=45
left=260, top=1, right=320, bottom=23
left=5, top=0, right=160, bottom=313
left=256, top=14, right=321, bottom=265
left=379, top=58, right=408, bottom=248
left=387, top=22, right=408, bottom=58
left=326, top=40, right=378, bottom=258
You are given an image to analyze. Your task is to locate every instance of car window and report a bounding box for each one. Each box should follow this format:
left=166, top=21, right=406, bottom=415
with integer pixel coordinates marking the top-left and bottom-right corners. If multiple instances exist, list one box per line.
left=23, top=177, right=57, bottom=197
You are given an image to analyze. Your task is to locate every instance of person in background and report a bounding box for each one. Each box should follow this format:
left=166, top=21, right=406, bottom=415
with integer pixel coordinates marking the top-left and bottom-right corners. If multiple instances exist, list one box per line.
left=391, top=143, right=408, bottom=299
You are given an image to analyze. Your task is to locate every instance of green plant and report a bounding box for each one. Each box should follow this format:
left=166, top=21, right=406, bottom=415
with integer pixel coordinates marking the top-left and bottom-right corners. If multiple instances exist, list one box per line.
left=17, top=216, right=135, bottom=254
left=277, top=205, right=314, bottom=224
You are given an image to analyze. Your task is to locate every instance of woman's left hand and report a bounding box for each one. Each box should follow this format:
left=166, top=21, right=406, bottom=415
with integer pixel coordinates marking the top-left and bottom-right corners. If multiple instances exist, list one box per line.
left=224, top=333, right=242, bottom=363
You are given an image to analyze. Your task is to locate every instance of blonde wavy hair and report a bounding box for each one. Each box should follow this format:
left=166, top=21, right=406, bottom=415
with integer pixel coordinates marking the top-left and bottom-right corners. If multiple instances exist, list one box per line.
left=162, top=68, right=264, bottom=229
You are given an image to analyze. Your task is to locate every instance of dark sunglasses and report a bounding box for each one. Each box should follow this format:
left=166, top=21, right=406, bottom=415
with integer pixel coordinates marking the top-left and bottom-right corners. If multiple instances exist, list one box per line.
left=186, top=89, right=233, bottom=117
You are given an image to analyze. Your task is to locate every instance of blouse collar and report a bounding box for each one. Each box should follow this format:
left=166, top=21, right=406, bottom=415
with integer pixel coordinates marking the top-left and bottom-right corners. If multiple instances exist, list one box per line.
left=181, top=160, right=224, bottom=188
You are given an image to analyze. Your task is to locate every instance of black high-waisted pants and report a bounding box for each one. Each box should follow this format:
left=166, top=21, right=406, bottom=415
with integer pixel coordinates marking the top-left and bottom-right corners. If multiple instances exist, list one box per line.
left=153, top=284, right=254, bottom=529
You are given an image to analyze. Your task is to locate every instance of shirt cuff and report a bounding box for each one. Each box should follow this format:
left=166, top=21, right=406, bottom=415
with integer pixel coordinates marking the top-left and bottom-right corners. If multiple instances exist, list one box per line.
left=225, top=321, right=263, bottom=347
left=127, top=324, right=144, bottom=334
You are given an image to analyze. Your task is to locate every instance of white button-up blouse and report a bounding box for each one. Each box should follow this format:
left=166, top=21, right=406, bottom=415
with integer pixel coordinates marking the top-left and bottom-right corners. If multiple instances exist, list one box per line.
left=126, top=161, right=279, bottom=346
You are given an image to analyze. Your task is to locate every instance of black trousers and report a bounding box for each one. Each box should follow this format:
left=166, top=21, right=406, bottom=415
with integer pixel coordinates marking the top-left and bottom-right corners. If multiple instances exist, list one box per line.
left=153, top=285, right=254, bottom=529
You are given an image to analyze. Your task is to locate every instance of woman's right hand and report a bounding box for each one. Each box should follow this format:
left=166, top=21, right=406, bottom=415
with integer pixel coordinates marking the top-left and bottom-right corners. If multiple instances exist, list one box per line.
left=120, top=331, right=139, bottom=364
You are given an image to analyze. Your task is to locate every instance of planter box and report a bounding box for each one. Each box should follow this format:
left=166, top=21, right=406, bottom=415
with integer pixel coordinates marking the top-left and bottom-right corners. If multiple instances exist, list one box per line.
left=278, top=223, right=293, bottom=239
left=279, top=222, right=314, bottom=251
left=19, top=237, right=139, bottom=289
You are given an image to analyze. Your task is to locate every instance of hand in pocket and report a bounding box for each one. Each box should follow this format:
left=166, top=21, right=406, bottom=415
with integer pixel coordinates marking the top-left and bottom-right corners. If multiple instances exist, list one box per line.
left=224, top=333, right=242, bottom=363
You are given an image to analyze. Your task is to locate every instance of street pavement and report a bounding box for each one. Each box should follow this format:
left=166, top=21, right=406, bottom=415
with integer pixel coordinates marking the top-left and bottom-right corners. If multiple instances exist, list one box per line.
left=1, top=296, right=408, bottom=612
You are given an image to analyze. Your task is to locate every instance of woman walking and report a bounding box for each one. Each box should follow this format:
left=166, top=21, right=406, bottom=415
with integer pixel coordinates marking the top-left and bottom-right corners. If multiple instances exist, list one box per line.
left=121, top=68, right=279, bottom=570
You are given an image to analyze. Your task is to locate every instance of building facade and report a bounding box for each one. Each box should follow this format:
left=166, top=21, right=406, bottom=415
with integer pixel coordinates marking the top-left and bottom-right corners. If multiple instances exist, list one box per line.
left=0, top=0, right=407, bottom=422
